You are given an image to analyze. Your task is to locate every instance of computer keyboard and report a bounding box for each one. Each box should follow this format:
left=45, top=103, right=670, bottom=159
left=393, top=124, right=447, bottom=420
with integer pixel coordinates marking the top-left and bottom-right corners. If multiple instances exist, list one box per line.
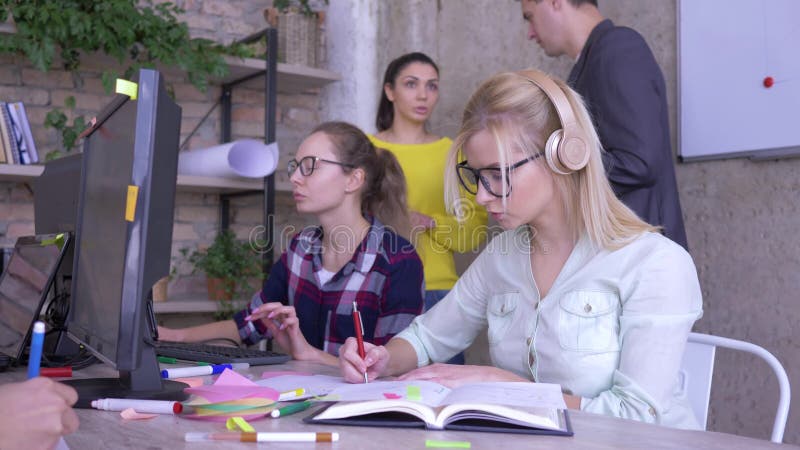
left=155, top=341, right=290, bottom=366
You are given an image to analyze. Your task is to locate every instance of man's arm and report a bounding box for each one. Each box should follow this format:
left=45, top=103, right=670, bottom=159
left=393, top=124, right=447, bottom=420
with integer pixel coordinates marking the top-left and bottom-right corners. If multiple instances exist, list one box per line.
left=585, top=29, right=671, bottom=196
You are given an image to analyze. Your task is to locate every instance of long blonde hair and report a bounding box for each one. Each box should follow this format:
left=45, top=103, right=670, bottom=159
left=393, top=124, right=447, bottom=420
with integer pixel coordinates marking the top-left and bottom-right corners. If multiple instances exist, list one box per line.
left=312, top=122, right=412, bottom=239
left=444, top=70, right=656, bottom=250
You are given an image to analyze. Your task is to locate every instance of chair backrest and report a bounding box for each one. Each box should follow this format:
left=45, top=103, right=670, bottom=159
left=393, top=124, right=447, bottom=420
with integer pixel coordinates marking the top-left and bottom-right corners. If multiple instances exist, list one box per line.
left=677, top=332, right=791, bottom=443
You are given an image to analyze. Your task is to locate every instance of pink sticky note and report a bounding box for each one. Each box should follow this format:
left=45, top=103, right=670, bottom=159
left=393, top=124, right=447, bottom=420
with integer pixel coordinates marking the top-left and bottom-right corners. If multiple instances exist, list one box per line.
left=120, top=408, right=158, bottom=420
left=185, top=369, right=279, bottom=404
left=261, top=370, right=313, bottom=379
left=215, top=369, right=257, bottom=386
left=383, top=393, right=402, bottom=399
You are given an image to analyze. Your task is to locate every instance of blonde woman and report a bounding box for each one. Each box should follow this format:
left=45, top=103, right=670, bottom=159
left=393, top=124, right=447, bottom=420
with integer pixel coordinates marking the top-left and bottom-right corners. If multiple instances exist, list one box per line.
left=160, top=122, right=424, bottom=366
left=339, top=70, right=703, bottom=429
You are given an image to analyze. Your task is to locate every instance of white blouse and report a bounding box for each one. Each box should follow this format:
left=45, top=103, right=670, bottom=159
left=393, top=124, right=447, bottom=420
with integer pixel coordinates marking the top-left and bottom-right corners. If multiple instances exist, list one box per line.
left=396, top=228, right=703, bottom=429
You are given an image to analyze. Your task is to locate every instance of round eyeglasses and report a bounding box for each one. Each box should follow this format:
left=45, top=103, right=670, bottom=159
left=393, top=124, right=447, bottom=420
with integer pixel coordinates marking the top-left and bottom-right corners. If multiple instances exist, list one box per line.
left=287, top=156, right=355, bottom=178
left=456, top=154, right=542, bottom=198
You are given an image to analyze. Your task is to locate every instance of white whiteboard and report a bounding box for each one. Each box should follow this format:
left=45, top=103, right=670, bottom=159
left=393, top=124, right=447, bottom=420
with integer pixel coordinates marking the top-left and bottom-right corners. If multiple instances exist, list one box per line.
left=678, top=0, right=800, bottom=161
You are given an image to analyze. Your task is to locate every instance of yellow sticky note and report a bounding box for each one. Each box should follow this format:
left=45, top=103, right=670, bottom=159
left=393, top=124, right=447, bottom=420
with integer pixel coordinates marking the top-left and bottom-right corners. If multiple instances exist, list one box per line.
left=226, top=416, right=255, bottom=432
left=407, top=385, right=421, bottom=401
left=115, top=79, right=138, bottom=100
left=125, top=185, right=139, bottom=222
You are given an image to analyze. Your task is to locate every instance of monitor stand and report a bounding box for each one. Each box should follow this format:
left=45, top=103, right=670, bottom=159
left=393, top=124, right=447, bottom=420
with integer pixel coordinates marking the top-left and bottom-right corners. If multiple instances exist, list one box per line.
left=62, top=343, right=188, bottom=408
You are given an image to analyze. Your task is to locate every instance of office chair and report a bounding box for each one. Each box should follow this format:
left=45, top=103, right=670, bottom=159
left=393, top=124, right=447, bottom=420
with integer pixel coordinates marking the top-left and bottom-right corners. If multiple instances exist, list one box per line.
left=676, top=332, right=790, bottom=443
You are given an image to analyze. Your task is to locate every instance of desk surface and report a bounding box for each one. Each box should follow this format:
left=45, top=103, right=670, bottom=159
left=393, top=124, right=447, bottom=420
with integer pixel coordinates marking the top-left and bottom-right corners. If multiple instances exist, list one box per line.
left=0, top=361, right=790, bottom=449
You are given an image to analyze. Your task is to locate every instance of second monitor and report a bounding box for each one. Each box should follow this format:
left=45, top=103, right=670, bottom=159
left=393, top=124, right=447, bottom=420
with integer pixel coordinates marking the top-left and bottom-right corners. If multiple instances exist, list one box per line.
left=63, top=69, right=187, bottom=406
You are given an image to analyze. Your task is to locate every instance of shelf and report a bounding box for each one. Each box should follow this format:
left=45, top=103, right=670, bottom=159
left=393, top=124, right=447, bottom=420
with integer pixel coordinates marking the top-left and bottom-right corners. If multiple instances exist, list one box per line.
left=0, top=164, right=293, bottom=194
left=0, top=163, right=43, bottom=181
left=176, top=174, right=262, bottom=194
left=153, top=298, right=248, bottom=314
left=219, top=56, right=341, bottom=93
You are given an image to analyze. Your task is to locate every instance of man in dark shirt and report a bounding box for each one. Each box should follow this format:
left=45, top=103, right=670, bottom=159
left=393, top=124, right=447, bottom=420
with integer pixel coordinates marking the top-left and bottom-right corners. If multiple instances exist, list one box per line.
left=521, top=0, right=688, bottom=249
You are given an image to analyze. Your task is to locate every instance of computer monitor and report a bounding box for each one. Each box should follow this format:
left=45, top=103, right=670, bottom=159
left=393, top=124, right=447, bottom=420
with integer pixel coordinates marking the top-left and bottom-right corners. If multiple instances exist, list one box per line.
left=63, top=69, right=187, bottom=406
left=33, top=154, right=83, bottom=357
left=0, top=234, right=71, bottom=369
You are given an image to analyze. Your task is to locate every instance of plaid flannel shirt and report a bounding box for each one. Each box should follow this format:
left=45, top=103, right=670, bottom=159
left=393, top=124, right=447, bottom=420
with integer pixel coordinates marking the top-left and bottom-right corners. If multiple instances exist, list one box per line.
left=233, top=218, right=424, bottom=356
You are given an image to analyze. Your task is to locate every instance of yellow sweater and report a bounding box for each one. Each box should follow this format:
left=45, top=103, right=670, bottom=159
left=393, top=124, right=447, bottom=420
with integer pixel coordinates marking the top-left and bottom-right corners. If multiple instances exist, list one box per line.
left=369, top=135, right=488, bottom=290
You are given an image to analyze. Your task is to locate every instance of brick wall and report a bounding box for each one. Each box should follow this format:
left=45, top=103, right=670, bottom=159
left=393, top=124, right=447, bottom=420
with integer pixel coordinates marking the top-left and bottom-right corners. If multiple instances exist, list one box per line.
left=0, top=0, right=325, bottom=299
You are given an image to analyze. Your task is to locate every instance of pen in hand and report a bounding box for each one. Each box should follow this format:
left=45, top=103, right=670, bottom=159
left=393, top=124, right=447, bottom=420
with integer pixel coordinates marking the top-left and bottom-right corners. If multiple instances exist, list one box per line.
left=351, top=301, right=368, bottom=383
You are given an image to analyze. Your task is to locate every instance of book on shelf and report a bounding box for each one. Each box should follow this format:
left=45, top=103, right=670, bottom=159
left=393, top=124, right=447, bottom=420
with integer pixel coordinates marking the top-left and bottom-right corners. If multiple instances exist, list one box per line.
left=0, top=101, right=38, bottom=165
left=304, top=380, right=573, bottom=436
left=8, top=102, right=38, bottom=163
left=0, top=103, right=16, bottom=164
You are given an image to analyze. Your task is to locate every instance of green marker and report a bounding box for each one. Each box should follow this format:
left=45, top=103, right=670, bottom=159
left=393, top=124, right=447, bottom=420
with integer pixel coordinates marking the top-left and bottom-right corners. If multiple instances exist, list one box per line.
left=270, top=400, right=313, bottom=418
left=157, top=356, right=178, bottom=364
left=425, top=440, right=471, bottom=448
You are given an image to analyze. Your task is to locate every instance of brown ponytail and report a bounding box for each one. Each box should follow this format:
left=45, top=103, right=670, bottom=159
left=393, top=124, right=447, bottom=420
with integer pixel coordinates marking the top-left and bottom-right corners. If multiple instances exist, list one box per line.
left=311, top=122, right=412, bottom=239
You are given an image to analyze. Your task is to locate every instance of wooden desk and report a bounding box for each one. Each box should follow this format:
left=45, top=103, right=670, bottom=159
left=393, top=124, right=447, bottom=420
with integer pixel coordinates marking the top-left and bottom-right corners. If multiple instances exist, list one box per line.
left=0, top=361, right=789, bottom=449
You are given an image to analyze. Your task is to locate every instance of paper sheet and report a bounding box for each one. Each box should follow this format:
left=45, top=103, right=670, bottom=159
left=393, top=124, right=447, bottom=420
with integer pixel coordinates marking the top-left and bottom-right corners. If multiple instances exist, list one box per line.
left=255, top=374, right=346, bottom=399
left=439, top=382, right=567, bottom=409
left=319, top=381, right=567, bottom=409
left=178, top=139, right=279, bottom=178
left=321, top=380, right=450, bottom=405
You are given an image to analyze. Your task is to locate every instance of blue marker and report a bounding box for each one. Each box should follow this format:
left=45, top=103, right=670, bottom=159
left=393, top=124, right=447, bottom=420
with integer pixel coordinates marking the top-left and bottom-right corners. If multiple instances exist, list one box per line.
left=27, top=321, right=45, bottom=379
left=160, top=364, right=232, bottom=379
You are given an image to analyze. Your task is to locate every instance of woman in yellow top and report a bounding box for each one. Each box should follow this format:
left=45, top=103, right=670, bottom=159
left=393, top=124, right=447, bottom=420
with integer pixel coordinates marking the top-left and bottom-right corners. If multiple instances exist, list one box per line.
left=369, top=53, right=487, bottom=364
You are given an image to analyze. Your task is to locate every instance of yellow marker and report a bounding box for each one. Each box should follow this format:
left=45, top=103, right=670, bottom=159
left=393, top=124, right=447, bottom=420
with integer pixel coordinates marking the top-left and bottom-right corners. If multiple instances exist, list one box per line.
left=226, top=416, right=255, bottom=432
left=407, top=385, right=421, bottom=401
left=115, top=79, right=138, bottom=100
left=125, top=185, right=139, bottom=222
left=278, top=388, right=306, bottom=401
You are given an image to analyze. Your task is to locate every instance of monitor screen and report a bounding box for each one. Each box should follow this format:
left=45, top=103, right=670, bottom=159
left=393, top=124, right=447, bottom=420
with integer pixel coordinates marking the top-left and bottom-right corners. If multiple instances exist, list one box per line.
left=0, top=234, right=70, bottom=362
left=64, top=69, right=186, bottom=406
left=68, top=97, right=135, bottom=365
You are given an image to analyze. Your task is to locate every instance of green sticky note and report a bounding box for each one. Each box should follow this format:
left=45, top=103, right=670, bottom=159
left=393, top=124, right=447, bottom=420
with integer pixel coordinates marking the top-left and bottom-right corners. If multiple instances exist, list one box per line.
left=407, top=385, right=421, bottom=401
left=425, top=440, right=471, bottom=448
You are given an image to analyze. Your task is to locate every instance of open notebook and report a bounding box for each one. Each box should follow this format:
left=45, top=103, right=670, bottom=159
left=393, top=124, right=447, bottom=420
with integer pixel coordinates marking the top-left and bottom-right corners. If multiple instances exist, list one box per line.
left=305, top=380, right=573, bottom=436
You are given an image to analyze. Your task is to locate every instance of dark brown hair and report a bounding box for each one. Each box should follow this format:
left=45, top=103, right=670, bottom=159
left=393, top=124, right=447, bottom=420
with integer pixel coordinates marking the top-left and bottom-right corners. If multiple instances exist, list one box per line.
left=375, top=52, right=440, bottom=132
left=311, top=122, right=411, bottom=238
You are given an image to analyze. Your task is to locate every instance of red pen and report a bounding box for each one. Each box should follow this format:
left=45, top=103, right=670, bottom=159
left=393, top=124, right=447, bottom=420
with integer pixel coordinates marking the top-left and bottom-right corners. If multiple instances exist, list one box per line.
left=352, top=301, right=368, bottom=383
left=40, top=366, right=72, bottom=378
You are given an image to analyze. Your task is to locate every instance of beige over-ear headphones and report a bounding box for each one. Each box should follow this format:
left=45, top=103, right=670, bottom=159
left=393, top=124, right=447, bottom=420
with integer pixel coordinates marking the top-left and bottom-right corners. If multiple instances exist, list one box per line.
left=518, top=70, right=590, bottom=175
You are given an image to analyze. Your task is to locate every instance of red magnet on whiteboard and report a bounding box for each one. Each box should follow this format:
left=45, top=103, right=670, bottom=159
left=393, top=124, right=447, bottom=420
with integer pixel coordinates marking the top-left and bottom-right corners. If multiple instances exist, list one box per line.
left=763, top=76, right=774, bottom=88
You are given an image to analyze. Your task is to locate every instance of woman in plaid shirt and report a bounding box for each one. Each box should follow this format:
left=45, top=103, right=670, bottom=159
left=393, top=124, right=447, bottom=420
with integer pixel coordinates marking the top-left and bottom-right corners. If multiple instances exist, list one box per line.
left=159, top=122, right=425, bottom=366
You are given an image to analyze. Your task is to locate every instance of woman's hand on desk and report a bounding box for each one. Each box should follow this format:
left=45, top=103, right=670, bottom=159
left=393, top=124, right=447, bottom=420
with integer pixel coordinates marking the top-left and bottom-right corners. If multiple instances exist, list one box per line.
left=398, top=363, right=528, bottom=388
left=246, top=303, right=326, bottom=364
left=0, top=378, right=79, bottom=450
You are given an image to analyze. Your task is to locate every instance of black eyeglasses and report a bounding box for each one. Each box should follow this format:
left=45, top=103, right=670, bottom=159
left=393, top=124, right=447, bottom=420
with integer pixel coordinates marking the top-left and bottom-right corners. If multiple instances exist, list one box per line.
left=456, top=154, right=542, bottom=198
left=287, top=156, right=355, bottom=178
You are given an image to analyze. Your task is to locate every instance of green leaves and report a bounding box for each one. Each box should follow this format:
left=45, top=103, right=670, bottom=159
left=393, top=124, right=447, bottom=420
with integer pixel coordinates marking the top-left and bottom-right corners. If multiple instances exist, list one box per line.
left=184, top=230, right=264, bottom=301
left=0, top=0, right=257, bottom=157
left=0, top=0, right=240, bottom=93
left=44, top=97, right=86, bottom=157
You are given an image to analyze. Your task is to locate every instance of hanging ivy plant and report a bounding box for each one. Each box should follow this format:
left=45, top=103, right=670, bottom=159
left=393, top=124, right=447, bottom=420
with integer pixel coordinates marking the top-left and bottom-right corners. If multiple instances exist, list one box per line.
left=0, top=0, right=253, bottom=157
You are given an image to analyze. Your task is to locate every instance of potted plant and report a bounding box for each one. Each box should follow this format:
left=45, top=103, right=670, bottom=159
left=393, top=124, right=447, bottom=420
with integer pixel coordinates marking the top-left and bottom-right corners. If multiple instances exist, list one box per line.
left=265, top=0, right=329, bottom=67
left=182, top=230, right=263, bottom=319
